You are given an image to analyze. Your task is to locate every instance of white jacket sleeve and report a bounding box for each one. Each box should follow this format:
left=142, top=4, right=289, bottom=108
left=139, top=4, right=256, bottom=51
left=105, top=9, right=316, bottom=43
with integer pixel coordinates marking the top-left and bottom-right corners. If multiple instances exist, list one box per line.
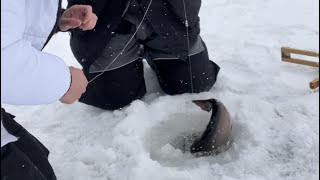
left=1, top=0, right=71, bottom=105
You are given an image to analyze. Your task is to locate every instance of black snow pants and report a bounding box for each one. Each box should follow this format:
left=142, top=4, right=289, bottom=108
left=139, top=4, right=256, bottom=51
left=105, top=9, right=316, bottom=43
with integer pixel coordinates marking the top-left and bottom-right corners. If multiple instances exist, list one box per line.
left=79, top=40, right=220, bottom=110
left=1, top=108, right=56, bottom=180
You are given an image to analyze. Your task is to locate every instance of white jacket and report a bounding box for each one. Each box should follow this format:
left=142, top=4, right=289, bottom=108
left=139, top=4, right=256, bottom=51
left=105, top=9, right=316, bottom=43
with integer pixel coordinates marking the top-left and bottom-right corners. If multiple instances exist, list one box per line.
left=1, top=0, right=71, bottom=147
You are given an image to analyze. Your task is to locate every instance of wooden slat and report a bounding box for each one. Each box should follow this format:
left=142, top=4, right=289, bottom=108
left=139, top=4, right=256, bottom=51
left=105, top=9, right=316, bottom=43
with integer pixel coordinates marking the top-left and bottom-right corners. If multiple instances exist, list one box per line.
left=282, top=57, right=319, bottom=67
left=281, top=47, right=319, bottom=57
left=310, top=77, right=319, bottom=89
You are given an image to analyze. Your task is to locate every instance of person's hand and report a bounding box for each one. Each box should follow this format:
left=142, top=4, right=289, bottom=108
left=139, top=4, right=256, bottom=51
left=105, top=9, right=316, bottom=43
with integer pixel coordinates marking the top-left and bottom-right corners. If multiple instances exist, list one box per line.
left=60, top=66, right=88, bottom=104
left=59, top=5, right=98, bottom=32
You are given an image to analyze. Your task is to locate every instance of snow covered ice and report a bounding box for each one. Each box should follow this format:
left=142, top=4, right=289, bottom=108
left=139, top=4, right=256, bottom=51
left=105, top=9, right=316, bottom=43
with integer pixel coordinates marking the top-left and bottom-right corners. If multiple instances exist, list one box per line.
left=3, top=0, right=319, bottom=179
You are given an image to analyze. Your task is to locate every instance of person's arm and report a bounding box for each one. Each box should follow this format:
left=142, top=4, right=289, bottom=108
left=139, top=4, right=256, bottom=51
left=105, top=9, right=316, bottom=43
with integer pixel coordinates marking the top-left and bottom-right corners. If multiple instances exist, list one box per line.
left=58, top=4, right=98, bottom=32
left=1, top=0, right=71, bottom=105
left=67, top=0, right=106, bottom=18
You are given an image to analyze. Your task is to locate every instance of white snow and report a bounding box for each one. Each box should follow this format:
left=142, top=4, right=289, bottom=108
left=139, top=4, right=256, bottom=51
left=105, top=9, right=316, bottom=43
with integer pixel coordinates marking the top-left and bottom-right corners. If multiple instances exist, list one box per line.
left=3, top=0, right=319, bottom=179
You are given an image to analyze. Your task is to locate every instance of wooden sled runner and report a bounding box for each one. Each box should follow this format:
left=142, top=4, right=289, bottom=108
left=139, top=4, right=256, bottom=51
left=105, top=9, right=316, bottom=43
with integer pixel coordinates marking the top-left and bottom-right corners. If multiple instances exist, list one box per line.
left=281, top=47, right=319, bottom=89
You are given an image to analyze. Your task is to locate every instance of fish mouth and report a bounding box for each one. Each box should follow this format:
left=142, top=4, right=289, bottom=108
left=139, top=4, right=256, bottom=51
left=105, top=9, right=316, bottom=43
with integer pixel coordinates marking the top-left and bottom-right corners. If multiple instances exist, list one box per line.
left=189, top=99, right=233, bottom=157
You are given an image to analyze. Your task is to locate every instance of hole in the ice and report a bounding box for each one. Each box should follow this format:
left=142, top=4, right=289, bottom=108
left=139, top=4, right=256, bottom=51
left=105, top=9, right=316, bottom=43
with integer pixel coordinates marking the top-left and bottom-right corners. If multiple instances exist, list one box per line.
left=144, top=107, right=249, bottom=167
left=144, top=110, right=238, bottom=167
left=144, top=112, right=209, bottom=166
